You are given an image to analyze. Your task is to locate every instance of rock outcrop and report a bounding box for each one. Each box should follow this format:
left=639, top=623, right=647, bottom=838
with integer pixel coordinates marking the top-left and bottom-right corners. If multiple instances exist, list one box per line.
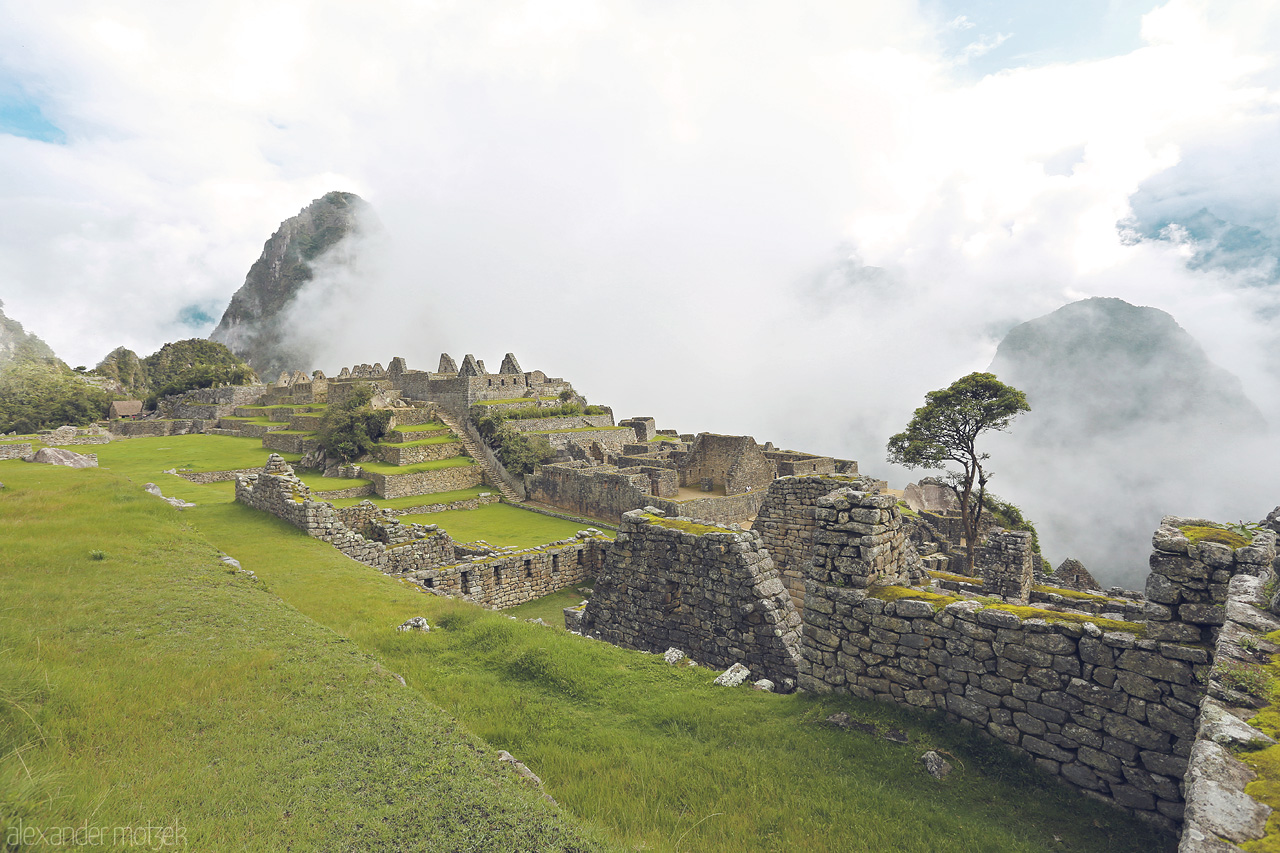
left=0, top=300, right=57, bottom=374
left=210, top=192, right=374, bottom=378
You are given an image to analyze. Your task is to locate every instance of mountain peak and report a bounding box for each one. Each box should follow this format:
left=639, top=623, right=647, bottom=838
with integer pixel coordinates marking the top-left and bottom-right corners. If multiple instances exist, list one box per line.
left=209, top=192, right=375, bottom=378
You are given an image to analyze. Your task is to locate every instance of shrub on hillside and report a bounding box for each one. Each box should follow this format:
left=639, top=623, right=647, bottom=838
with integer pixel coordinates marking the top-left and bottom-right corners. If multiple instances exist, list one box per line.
left=472, top=408, right=556, bottom=476
left=317, top=383, right=391, bottom=463
left=0, top=360, right=112, bottom=433
left=144, top=364, right=256, bottom=408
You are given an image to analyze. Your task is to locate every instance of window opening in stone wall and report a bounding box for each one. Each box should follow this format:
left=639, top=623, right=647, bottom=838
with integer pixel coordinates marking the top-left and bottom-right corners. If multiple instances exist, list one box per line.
left=494, top=566, right=502, bottom=584
left=524, top=558, right=532, bottom=577
left=461, top=570, right=471, bottom=590
left=424, top=577, right=434, bottom=588
left=552, top=554, right=560, bottom=573
left=576, top=550, right=584, bottom=566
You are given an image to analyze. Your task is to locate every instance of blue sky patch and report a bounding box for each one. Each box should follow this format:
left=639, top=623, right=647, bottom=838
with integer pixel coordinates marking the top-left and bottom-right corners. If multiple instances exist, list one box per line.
left=178, top=304, right=217, bottom=329
left=0, top=82, right=65, bottom=143
left=929, top=0, right=1154, bottom=76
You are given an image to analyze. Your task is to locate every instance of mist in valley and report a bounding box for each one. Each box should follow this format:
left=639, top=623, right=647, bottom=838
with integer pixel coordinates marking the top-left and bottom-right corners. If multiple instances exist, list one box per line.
left=3, top=2, right=1279, bottom=587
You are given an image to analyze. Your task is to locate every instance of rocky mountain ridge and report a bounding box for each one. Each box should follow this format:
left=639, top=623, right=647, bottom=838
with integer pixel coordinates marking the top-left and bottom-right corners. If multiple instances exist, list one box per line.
left=209, top=191, right=373, bottom=379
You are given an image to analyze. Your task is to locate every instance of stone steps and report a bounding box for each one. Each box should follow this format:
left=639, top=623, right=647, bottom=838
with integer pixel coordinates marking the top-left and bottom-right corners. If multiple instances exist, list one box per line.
left=433, top=409, right=524, bottom=503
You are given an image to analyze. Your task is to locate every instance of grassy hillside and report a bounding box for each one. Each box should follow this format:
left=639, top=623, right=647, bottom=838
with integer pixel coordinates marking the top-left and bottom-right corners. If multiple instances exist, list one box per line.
left=3, top=435, right=1177, bottom=852
left=0, top=461, right=603, bottom=852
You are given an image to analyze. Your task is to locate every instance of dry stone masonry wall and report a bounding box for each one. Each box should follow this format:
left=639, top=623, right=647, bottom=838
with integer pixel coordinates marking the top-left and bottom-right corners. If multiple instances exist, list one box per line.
left=580, top=509, right=804, bottom=688
left=572, top=472, right=1280, bottom=831
left=236, top=455, right=603, bottom=610
left=1178, top=568, right=1280, bottom=852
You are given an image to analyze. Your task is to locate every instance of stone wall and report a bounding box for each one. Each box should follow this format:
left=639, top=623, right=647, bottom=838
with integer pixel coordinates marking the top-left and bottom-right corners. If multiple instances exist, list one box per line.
left=236, top=455, right=606, bottom=611
left=649, top=490, right=766, bottom=526
left=507, top=414, right=615, bottom=433
left=0, top=443, right=33, bottom=460
left=799, top=510, right=1277, bottom=827
left=1146, top=519, right=1276, bottom=644
left=166, top=385, right=267, bottom=419
left=527, top=462, right=658, bottom=523
left=108, top=419, right=205, bottom=438
left=366, top=463, right=482, bottom=498
left=978, top=530, right=1036, bottom=604
left=766, top=452, right=837, bottom=477
left=528, top=460, right=767, bottom=525
left=412, top=536, right=608, bottom=608
left=533, top=428, right=632, bottom=452
left=372, top=440, right=464, bottom=466
left=755, top=475, right=885, bottom=612
left=580, top=510, right=804, bottom=688
left=42, top=425, right=111, bottom=446
left=1178, top=569, right=1280, bottom=851
left=235, top=456, right=456, bottom=574
left=262, top=432, right=321, bottom=455
left=179, top=467, right=265, bottom=484
left=381, top=493, right=501, bottom=515
left=801, top=588, right=1202, bottom=825
left=677, top=433, right=775, bottom=496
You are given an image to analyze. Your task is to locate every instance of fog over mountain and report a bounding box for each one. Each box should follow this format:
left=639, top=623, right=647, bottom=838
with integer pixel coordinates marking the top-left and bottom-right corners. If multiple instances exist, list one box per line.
left=209, top=192, right=377, bottom=379
left=983, top=298, right=1270, bottom=587
left=2, top=3, right=1279, bottom=585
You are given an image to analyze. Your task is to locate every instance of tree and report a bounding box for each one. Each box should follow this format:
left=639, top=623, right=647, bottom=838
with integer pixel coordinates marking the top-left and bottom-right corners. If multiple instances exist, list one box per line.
left=316, top=383, right=392, bottom=463
left=0, top=360, right=112, bottom=433
left=887, top=372, right=1030, bottom=574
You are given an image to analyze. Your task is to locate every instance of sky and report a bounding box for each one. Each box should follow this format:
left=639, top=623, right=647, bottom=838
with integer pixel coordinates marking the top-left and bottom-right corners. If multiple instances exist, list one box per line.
left=2, top=1, right=1279, bottom=582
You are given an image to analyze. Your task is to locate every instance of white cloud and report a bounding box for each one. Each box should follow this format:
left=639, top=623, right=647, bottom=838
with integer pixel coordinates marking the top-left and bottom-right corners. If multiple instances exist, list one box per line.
left=0, top=0, right=1278, bottom=582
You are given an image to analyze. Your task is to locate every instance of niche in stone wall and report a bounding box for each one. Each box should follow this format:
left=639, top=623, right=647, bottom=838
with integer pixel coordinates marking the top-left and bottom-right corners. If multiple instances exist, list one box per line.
left=663, top=579, right=682, bottom=616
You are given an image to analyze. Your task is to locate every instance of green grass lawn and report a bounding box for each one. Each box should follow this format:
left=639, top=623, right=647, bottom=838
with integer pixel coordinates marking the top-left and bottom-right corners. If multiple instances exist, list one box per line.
left=94, top=434, right=301, bottom=474
left=400, top=503, right=604, bottom=548
left=295, top=472, right=373, bottom=492
left=504, top=579, right=595, bottom=624
left=329, top=486, right=491, bottom=510
left=390, top=421, right=448, bottom=433
left=0, top=462, right=601, bottom=852
left=217, top=415, right=292, bottom=426
left=0, top=436, right=1176, bottom=852
left=357, top=456, right=475, bottom=476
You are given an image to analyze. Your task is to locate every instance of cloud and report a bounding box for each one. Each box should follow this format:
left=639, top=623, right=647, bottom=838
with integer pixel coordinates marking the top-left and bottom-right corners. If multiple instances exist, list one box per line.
left=0, top=1, right=1278, bottom=583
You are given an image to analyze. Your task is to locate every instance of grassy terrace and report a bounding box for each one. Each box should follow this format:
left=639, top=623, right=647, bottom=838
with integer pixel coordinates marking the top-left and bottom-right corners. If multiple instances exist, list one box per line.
left=238, top=404, right=325, bottom=413
left=400, top=504, right=601, bottom=549
left=329, top=486, right=491, bottom=510
left=97, top=433, right=301, bottom=473
left=295, top=472, right=373, bottom=492
left=474, top=397, right=558, bottom=406
left=389, top=421, right=448, bottom=432
left=504, top=579, right=596, bottom=625
left=528, top=426, right=629, bottom=434
left=356, top=456, right=475, bottom=476
left=218, top=415, right=292, bottom=426
left=0, top=434, right=1173, bottom=852
left=377, top=434, right=459, bottom=448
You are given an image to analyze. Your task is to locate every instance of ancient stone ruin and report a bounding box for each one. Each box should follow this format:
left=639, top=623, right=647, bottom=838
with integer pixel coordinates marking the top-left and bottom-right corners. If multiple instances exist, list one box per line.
left=570, top=472, right=1280, bottom=834
left=236, top=455, right=608, bottom=608
left=578, top=509, right=803, bottom=688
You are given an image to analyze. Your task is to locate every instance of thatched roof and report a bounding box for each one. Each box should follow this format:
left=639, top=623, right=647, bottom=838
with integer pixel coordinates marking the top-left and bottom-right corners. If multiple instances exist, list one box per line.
left=108, top=400, right=143, bottom=419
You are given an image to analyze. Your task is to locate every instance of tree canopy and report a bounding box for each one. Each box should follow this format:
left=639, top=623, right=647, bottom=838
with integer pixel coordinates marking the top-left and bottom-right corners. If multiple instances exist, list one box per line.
left=887, top=372, right=1029, bottom=573
left=316, top=384, right=392, bottom=463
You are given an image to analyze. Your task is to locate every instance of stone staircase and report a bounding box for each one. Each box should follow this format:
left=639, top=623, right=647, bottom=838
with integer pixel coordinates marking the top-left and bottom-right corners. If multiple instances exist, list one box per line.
left=433, top=408, right=525, bottom=503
